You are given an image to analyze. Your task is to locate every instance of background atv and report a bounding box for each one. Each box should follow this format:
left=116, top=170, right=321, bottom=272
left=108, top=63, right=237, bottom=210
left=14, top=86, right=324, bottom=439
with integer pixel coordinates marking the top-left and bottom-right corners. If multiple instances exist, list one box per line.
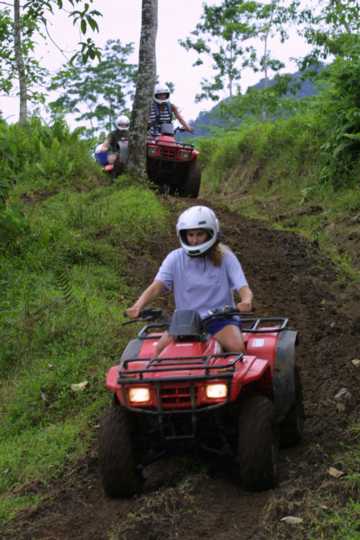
left=99, top=308, right=304, bottom=498
left=146, top=123, right=201, bottom=197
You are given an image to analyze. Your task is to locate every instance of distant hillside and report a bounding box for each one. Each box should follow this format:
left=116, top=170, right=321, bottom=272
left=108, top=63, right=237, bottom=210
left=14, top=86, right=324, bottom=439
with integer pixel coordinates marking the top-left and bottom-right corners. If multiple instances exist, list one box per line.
left=188, top=69, right=320, bottom=137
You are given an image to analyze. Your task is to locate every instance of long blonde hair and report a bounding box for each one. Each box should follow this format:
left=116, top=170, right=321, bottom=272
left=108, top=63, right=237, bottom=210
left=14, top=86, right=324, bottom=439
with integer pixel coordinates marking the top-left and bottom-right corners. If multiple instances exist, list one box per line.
left=208, top=242, right=228, bottom=266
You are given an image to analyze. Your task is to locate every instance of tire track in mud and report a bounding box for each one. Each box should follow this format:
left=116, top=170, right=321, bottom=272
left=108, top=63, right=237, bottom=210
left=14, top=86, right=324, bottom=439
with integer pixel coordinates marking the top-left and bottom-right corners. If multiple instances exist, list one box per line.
left=3, top=199, right=360, bottom=540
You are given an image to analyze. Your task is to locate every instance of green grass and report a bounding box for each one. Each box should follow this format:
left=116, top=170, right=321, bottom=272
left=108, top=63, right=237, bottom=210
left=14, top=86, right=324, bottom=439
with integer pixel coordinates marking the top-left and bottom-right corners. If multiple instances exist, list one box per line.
left=0, top=166, right=169, bottom=523
left=309, top=423, right=360, bottom=539
left=0, top=418, right=88, bottom=493
left=0, top=495, right=43, bottom=523
left=198, top=113, right=360, bottom=539
left=199, top=113, right=360, bottom=283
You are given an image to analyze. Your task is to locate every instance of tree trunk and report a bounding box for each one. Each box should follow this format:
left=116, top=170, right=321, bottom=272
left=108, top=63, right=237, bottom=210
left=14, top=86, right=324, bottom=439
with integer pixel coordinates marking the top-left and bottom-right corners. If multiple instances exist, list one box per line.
left=261, top=2, right=275, bottom=122
left=13, top=0, right=28, bottom=124
left=127, top=0, right=158, bottom=181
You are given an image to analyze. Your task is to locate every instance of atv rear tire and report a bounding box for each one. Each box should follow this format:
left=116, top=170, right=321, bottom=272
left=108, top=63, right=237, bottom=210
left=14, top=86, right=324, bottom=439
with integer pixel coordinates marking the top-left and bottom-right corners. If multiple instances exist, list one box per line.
left=180, top=161, right=201, bottom=198
left=236, top=395, right=279, bottom=491
left=279, top=366, right=304, bottom=447
left=99, top=402, right=141, bottom=498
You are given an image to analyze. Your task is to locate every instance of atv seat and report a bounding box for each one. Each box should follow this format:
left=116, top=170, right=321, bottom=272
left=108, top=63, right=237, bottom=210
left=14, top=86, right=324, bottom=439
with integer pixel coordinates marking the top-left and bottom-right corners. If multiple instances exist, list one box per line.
left=168, top=309, right=205, bottom=342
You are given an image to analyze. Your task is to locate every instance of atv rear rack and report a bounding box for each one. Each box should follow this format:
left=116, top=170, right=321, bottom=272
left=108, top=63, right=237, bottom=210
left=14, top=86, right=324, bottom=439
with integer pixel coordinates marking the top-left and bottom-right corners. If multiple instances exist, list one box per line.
left=237, top=316, right=289, bottom=333
left=135, top=317, right=289, bottom=341
left=118, top=352, right=243, bottom=384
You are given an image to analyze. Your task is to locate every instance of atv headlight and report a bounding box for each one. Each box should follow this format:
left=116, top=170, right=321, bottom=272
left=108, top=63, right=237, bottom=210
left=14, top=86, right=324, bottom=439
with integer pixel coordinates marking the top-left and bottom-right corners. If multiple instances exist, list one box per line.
left=177, top=150, right=192, bottom=161
left=147, top=145, right=160, bottom=157
left=205, top=383, right=228, bottom=399
left=128, top=387, right=150, bottom=403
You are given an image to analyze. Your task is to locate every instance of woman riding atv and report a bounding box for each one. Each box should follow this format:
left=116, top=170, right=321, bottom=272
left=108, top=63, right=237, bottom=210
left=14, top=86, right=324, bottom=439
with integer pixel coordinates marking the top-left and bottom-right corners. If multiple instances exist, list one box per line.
left=126, top=206, right=253, bottom=356
left=148, top=84, right=193, bottom=137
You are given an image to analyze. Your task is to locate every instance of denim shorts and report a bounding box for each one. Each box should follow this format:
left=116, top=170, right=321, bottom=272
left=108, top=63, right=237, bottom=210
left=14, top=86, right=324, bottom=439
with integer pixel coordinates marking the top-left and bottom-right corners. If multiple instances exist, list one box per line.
left=205, top=317, right=242, bottom=336
left=95, top=151, right=108, bottom=166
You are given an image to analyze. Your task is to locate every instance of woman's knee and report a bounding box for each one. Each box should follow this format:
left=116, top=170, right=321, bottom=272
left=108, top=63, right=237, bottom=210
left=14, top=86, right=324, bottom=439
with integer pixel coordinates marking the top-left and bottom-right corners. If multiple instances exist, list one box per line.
left=154, top=332, right=173, bottom=355
left=216, top=327, right=245, bottom=353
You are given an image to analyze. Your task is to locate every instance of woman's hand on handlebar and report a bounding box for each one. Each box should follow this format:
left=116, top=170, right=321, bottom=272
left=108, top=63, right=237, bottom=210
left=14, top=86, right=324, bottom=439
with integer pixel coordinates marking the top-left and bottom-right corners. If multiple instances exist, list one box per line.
left=126, top=305, right=141, bottom=319
left=236, top=301, right=252, bottom=313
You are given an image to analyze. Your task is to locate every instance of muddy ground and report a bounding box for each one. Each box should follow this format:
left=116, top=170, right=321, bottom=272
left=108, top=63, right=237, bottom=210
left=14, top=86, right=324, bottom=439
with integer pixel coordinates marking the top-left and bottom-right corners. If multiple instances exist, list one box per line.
left=3, top=197, right=360, bottom=540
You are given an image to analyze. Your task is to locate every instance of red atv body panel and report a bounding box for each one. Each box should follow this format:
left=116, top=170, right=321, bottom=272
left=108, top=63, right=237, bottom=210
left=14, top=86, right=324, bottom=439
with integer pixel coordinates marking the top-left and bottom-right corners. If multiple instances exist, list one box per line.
left=147, top=133, right=199, bottom=163
left=146, top=132, right=201, bottom=196
left=105, top=328, right=285, bottom=413
left=100, top=313, right=301, bottom=495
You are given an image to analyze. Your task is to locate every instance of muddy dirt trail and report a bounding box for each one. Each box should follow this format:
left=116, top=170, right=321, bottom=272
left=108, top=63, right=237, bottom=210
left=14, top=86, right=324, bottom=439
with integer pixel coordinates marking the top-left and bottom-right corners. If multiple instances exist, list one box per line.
left=3, top=198, right=360, bottom=540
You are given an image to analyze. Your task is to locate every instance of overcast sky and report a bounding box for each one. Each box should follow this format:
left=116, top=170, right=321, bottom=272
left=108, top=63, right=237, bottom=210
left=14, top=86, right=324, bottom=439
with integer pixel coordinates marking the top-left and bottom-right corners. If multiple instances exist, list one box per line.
left=0, top=0, right=307, bottom=124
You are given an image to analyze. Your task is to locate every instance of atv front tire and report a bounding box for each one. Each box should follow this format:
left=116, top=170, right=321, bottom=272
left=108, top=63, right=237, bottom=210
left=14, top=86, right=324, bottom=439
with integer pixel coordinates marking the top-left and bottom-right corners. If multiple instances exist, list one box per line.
left=99, top=402, right=141, bottom=498
left=180, top=161, right=201, bottom=198
left=279, top=366, right=304, bottom=447
left=236, top=395, right=278, bottom=491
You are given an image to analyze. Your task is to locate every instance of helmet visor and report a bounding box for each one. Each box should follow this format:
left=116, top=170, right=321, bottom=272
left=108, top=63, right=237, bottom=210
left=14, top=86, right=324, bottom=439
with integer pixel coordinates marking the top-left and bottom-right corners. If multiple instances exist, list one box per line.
left=155, top=92, right=170, bottom=100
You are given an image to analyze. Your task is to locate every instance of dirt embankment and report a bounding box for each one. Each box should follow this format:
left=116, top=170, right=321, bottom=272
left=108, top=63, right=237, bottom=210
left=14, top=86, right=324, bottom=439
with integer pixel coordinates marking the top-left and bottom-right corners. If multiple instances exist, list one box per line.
left=3, top=198, right=360, bottom=540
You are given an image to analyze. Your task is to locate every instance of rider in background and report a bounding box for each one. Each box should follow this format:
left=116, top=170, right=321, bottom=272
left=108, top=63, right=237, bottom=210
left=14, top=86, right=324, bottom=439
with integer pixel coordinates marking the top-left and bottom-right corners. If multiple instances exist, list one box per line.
left=95, top=115, right=130, bottom=169
left=148, top=84, right=193, bottom=137
left=126, top=205, right=253, bottom=356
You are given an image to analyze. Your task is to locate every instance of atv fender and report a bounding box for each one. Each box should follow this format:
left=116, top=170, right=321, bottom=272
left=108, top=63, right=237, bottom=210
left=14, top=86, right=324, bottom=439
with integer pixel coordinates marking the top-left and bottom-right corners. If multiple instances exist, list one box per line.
left=106, top=339, right=143, bottom=393
left=272, top=330, right=298, bottom=422
left=120, top=339, right=142, bottom=362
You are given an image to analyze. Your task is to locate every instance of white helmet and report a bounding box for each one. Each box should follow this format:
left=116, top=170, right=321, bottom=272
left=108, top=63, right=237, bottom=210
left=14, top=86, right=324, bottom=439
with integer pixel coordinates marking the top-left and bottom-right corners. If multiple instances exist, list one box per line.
left=116, top=115, right=129, bottom=130
left=154, top=83, right=170, bottom=104
left=176, top=206, right=220, bottom=257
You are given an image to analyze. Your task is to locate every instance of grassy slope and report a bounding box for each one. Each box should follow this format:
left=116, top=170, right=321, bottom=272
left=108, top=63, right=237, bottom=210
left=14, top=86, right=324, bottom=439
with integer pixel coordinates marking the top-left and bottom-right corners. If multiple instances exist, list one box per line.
left=1, top=115, right=359, bottom=535
left=199, top=115, right=360, bottom=281
left=199, top=115, right=360, bottom=539
left=0, top=123, right=169, bottom=521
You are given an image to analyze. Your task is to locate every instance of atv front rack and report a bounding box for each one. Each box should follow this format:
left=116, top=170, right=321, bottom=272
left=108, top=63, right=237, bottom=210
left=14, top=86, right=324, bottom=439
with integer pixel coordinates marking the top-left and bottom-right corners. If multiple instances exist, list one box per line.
left=118, top=353, right=243, bottom=424
left=118, top=351, right=243, bottom=384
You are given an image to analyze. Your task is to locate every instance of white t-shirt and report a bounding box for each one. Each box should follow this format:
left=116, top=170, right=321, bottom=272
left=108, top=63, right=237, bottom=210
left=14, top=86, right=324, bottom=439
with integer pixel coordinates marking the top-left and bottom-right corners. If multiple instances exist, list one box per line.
left=155, top=247, right=248, bottom=318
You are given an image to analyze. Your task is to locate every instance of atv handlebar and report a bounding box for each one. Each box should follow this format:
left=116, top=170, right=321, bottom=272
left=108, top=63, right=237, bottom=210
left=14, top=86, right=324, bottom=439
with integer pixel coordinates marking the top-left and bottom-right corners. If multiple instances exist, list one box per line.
left=122, top=308, right=164, bottom=325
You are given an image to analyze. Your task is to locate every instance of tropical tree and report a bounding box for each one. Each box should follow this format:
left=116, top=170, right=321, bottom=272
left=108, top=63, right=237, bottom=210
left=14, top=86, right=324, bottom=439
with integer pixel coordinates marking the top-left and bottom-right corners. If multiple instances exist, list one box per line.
left=180, top=0, right=298, bottom=103
left=299, top=0, right=360, bottom=64
left=180, top=0, right=257, bottom=102
left=0, top=0, right=101, bottom=123
left=49, top=39, right=137, bottom=135
left=0, top=2, right=48, bottom=123
left=127, top=0, right=158, bottom=181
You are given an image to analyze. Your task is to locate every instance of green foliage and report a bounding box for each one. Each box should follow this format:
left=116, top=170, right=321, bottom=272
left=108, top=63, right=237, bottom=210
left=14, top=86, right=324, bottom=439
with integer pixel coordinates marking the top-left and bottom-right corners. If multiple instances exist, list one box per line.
left=49, top=39, right=137, bottom=134
left=0, top=122, right=168, bottom=520
left=199, top=112, right=322, bottom=192
left=217, top=73, right=312, bottom=122
left=180, top=0, right=297, bottom=102
left=299, top=0, right=360, bottom=62
left=0, top=117, right=98, bottom=208
left=0, top=495, right=42, bottom=524
left=315, top=41, right=360, bottom=187
left=25, top=0, right=102, bottom=63
left=0, top=5, right=48, bottom=102
left=0, top=420, right=87, bottom=492
left=0, top=0, right=102, bottom=117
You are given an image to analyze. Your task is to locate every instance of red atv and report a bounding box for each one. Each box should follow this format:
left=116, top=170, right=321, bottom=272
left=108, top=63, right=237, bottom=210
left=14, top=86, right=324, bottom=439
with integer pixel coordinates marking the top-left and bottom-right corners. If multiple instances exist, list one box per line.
left=99, top=307, right=304, bottom=498
left=146, top=123, right=201, bottom=197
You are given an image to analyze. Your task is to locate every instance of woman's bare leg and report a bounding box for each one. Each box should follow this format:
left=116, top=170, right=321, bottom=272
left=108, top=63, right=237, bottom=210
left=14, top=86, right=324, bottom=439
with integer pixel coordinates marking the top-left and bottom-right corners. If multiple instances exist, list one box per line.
left=153, top=331, right=174, bottom=357
left=214, top=325, right=245, bottom=353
